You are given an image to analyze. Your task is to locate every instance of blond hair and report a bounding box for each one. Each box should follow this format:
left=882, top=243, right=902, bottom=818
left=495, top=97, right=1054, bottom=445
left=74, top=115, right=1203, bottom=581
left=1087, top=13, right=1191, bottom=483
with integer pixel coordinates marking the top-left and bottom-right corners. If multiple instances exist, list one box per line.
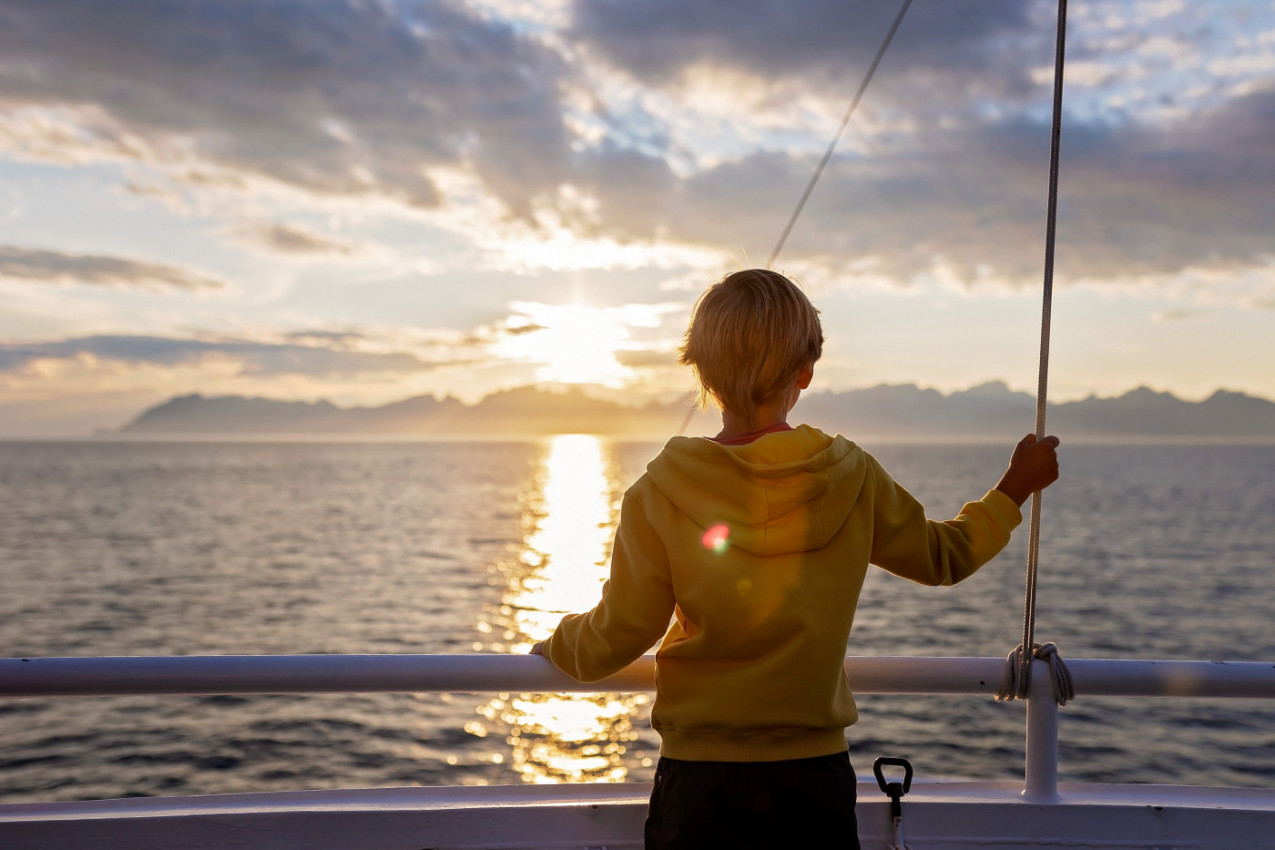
left=679, top=269, right=823, bottom=425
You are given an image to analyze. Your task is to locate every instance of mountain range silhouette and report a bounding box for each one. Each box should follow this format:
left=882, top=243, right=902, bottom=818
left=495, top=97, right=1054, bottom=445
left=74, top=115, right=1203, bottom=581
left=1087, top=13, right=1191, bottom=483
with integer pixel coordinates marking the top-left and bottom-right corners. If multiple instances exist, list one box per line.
left=120, top=381, right=1275, bottom=440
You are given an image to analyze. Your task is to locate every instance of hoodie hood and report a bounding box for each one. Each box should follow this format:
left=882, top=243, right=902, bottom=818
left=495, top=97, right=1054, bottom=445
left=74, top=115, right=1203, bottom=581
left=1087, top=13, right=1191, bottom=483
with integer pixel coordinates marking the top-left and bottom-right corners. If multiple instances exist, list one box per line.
left=645, top=424, right=869, bottom=557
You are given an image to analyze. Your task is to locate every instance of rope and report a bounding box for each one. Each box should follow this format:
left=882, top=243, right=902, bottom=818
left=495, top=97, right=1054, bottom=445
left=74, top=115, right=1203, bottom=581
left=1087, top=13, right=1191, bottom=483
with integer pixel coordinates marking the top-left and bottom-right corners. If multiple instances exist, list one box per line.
left=767, top=0, right=914, bottom=269
left=996, top=0, right=1072, bottom=705
left=676, top=398, right=697, bottom=437
left=679, top=1, right=913, bottom=438
left=998, top=641, right=1075, bottom=706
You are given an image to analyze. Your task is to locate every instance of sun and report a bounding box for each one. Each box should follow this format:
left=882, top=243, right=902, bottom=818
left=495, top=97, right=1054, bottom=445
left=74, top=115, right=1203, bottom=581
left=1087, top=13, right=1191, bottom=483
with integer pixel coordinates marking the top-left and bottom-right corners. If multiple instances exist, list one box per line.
left=494, top=302, right=634, bottom=386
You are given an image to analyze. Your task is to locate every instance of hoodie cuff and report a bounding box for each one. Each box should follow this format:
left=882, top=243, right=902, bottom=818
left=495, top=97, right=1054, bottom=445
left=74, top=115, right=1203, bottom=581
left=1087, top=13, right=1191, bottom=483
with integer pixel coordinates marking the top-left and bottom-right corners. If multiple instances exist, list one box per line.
left=981, top=489, right=1023, bottom=532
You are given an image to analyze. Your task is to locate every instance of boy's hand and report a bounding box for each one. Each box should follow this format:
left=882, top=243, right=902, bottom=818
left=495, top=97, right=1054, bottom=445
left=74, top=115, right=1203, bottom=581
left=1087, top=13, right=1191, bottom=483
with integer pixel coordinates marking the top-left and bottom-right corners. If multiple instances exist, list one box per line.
left=995, top=433, right=1061, bottom=508
left=529, top=641, right=546, bottom=655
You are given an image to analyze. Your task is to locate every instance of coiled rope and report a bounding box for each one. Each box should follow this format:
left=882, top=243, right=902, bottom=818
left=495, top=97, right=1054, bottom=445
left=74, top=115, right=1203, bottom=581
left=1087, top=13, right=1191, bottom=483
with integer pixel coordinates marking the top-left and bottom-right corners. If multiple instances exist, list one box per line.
left=995, top=0, right=1074, bottom=707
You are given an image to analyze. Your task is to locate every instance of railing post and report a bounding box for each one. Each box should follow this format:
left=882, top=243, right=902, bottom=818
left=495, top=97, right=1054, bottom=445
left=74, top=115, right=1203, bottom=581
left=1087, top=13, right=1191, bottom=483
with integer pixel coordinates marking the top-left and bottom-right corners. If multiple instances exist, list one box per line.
left=1023, top=657, right=1060, bottom=803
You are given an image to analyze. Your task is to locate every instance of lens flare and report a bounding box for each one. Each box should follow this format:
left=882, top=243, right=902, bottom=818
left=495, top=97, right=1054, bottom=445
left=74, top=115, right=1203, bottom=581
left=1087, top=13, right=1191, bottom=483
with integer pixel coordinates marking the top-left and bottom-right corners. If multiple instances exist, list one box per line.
left=701, top=523, right=730, bottom=554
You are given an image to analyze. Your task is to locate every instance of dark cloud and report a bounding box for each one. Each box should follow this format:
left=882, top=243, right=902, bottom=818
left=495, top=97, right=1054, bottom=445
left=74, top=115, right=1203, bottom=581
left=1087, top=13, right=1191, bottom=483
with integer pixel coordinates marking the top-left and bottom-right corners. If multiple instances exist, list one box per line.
left=0, top=0, right=571, bottom=214
left=0, top=245, right=222, bottom=290
left=0, top=334, right=432, bottom=376
left=562, top=1, right=1272, bottom=284
left=1, top=0, right=1268, bottom=288
left=564, top=83, right=1275, bottom=285
left=572, top=0, right=1040, bottom=92
left=250, top=223, right=357, bottom=255
left=502, top=323, right=547, bottom=336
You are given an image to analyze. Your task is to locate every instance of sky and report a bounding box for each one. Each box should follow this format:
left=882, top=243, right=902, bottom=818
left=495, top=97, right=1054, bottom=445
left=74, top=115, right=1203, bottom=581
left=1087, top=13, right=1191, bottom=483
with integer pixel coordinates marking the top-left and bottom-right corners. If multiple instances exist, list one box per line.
left=1, top=0, right=1273, bottom=436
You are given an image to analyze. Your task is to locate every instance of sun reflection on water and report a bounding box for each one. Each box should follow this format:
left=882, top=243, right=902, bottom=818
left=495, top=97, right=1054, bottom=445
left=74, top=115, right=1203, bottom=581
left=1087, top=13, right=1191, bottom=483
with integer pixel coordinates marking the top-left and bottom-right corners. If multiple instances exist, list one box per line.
left=472, top=434, right=649, bottom=783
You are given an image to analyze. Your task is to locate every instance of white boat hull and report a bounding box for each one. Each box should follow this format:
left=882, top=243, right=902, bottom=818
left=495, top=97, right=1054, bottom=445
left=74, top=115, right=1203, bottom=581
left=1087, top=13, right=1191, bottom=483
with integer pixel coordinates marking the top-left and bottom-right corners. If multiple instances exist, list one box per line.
left=4, top=780, right=1274, bottom=849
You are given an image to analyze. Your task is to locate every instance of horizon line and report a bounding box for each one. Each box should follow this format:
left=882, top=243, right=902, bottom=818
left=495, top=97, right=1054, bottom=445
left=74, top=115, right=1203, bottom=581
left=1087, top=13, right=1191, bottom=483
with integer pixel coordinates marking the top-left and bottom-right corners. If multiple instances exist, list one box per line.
left=150, top=380, right=1275, bottom=411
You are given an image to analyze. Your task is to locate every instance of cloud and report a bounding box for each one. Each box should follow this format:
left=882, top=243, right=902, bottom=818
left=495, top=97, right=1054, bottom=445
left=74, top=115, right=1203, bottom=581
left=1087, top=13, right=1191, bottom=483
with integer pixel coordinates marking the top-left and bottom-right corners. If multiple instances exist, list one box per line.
left=557, top=81, right=1275, bottom=286
left=501, top=323, right=547, bottom=336
left=1, top=0, right=1271, bottom=292
left=247, top=223, right=358, bottom=256
left=0, top=104, right=156, bottom=166
left=553, top=1, right=1275, bottom=287
left=615, top=348, right=678, bottom=369
left=0, top=0, right=572, bottom=215
left=0, top=245, right=222, bottom=290
left=0, top=0, right=1045, bottom=233
left=284, top=329, right=369, bottom=345
left=570, top=0, right=1038, bottom=92
left=0, top=334, right=435, bottom=377
left=1152, top=309, right=1209, bottom=322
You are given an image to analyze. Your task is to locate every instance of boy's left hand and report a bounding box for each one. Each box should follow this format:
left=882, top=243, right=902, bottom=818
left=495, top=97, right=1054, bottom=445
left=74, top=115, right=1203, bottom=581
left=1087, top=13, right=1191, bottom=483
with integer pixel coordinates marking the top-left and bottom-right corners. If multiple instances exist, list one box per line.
left=529, top=641, right=545, bottom=655
left=996, top=433, right=1062, bottom=507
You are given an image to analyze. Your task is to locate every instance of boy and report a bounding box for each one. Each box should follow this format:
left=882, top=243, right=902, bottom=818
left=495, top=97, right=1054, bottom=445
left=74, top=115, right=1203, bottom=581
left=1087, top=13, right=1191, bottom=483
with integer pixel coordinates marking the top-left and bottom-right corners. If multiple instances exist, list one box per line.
left=533, top=268, right=1060, bottom=849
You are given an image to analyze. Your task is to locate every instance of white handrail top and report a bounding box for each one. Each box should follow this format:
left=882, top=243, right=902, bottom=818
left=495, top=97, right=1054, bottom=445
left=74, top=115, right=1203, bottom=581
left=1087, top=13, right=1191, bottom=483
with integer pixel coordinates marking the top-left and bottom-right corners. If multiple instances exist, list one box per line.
left=2, top=654, right=1274, bottom=699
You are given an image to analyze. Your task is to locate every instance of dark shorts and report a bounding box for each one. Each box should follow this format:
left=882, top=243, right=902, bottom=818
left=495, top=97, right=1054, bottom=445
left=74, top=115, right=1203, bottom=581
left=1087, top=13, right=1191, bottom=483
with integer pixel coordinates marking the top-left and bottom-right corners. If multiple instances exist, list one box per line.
left=644, top=751, right=861, bottom=850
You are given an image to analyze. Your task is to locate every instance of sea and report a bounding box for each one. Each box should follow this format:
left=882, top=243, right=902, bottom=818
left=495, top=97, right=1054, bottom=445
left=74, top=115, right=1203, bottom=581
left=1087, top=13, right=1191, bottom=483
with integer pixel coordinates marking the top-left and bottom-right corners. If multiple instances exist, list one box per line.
left=1, top=437, right=1274, bottom=804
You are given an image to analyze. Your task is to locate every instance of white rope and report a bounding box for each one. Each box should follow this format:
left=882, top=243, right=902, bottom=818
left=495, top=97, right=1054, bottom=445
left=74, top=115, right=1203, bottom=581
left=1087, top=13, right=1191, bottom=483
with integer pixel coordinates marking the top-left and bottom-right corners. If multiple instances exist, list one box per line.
left=767, top=0, right=914, bottom=269
left=998, top=641, right=1075, bottom=706
left=679, top=2, right=913, bottom=439
left=995, top=0, right=1073, bottom=705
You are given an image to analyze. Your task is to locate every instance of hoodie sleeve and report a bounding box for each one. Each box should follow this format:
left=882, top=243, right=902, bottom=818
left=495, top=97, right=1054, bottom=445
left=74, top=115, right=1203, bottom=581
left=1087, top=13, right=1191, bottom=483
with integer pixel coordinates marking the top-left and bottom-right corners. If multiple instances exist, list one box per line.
left=542, top=488, right=675, bottom=683
left=866, top=454, right=1021, bottom=586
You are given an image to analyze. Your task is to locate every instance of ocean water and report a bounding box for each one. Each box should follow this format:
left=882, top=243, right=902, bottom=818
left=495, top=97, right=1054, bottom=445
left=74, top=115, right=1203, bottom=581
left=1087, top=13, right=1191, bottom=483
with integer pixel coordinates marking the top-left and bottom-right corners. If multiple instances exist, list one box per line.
left=1, top=437, right=1273, bottom=803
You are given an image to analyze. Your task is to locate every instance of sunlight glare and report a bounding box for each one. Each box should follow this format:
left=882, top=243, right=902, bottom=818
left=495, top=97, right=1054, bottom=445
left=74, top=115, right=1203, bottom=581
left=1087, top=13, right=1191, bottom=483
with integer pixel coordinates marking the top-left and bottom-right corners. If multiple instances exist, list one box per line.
left=494, top=302, right=633, bottom=386
left=472, top=434, right=646, bottom=783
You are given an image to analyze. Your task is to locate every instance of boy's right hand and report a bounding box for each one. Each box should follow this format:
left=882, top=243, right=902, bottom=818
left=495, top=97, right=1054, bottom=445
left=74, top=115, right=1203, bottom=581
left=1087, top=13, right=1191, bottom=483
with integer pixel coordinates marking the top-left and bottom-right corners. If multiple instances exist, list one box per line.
left=995, top=433, right=1061, bottom=508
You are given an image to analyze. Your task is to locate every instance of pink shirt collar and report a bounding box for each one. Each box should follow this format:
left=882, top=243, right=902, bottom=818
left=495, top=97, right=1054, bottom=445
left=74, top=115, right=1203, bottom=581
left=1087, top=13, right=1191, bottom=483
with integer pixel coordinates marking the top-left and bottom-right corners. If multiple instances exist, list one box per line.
left=709, top=422, right=794, bottom=446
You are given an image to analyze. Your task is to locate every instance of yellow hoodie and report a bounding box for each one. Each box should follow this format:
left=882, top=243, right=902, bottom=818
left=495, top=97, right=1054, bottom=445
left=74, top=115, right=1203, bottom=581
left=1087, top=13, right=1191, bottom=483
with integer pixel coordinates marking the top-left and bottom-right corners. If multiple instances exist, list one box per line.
left=543, top=425, right=1021, bottom=762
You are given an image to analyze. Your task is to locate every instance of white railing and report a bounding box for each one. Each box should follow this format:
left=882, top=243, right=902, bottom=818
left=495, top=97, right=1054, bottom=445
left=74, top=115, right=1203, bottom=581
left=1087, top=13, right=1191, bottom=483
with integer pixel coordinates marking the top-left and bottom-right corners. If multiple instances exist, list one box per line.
left=4, top=654, right=1275, bottom=803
